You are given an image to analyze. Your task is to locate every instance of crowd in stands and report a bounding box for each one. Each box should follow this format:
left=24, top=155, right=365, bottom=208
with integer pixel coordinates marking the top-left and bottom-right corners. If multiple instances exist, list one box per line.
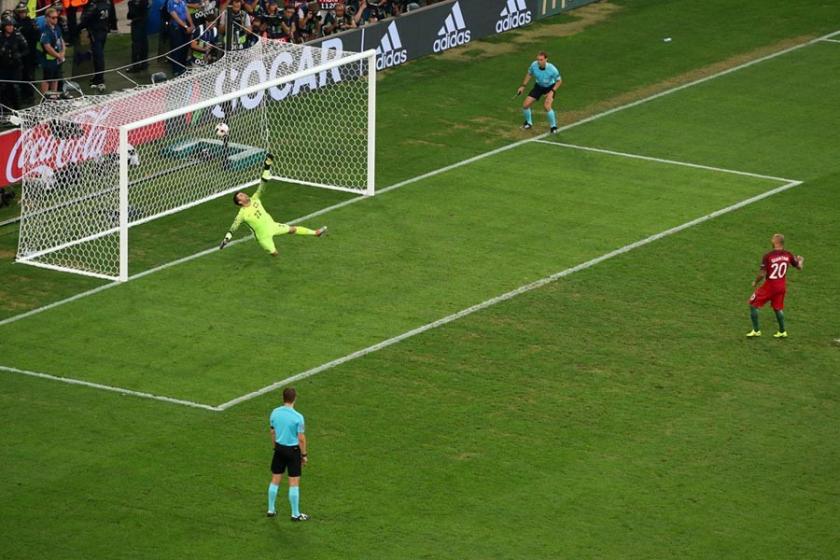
left=167, top=0, right=432, bottom=75
left=0, top=0, right=440, bottom=113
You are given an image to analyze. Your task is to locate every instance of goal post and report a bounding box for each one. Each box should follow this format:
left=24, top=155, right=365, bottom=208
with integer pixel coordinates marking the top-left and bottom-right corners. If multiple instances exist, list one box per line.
left=15, top=42, right=377, bottom=283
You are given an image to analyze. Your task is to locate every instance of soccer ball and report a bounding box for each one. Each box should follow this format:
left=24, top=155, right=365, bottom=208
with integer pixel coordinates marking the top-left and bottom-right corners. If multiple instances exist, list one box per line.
left=215, top=122, right=230, bottom=138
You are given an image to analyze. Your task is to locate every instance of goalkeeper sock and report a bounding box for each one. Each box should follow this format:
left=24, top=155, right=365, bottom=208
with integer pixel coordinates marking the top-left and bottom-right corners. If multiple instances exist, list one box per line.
left=261, top=170, right=271, bottom=181
left=750, top=306, right=760, bottom=331
left=523, top=107, right=532, bottom=125
left=293, top=227, right=316, bottom=236
left=268, top=483, right=279, bottom=513
left=289, top=486, right=300, bottom=517
left=547, top=109, right=557, bottom=128
left=774, top=310, right=785, bottom=332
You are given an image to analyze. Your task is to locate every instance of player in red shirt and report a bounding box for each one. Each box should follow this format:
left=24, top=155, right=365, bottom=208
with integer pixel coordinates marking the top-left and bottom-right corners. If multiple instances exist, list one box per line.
left=747, top=233, right=804, bottom=338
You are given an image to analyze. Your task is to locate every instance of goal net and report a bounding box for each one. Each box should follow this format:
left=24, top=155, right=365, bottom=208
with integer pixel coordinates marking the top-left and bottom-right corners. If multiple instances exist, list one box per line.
left=15, top=40, right=376, bottom=282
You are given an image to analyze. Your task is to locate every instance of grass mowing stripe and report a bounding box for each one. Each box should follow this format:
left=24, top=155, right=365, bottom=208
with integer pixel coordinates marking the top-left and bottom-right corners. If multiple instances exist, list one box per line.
left=533, top=140, right=800, bottom=182
left=0, top=364, right=221, bottom=411
left=215, top=179, right=802, bottom=411
left=0, top=178, right=804, bottom=410
left=1, top=29, right=834, bottom=329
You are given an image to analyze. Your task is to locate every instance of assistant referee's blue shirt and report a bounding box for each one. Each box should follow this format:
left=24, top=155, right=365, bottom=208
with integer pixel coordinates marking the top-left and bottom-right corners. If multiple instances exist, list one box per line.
left=529, top=61, right=561, bottom=88
left=270, top=406, right=305, bottom=446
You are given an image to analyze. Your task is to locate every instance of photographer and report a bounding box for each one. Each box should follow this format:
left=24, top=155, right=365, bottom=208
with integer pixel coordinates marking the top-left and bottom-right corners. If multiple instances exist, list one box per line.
left=322, top=1, right=354, bottom=35
left=241, top=0, right=260, bottom=16
left=353, top=0, right=381, bottom=26
left=190, top=20, right=218, bottom=64
left=295, top=3, right=319, bottom=43
left=261, top=1, right=284, bottom=40
left=279, top=4, right=296, bottom=43
left=0, top=14, right=27, bottom=111
left=219, top=0, right=251, bottom=50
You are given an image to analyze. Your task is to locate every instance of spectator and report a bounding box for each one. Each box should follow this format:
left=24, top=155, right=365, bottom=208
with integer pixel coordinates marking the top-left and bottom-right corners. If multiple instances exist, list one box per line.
left=378, top=0, right=399, bottom=18
left=167, top=0, right=193, bottom=76
left=219, top=0, right=251, bottom=50
left=37, top=7, right=65, bottom=97
left=353, top=0, right=380, bottom=26
left=322, top=1, right=353, bottom=34
left=13, top=2, right=39, bottom=101
left=0, top=14, right=27, bottom=111
left=279, top=4, right=295, bottom=42
left=81, top=0, right=110, bottom=91
left=241, top=0, right=260, bottom=15
left=295, top=3, right=319, bottom=42
left=127, top=0, right=149, bottom=72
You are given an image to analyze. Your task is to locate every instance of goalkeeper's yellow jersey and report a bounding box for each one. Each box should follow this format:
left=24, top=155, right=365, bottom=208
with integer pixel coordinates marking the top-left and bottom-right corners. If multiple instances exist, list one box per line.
left=228, top=183, right=276, bottom=238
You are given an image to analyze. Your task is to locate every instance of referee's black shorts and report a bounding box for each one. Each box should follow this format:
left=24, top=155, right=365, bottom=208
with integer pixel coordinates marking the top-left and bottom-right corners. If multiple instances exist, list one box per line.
left=271, top=443, right=302, bottom=477
left=527, top=83, right=555, bottom=100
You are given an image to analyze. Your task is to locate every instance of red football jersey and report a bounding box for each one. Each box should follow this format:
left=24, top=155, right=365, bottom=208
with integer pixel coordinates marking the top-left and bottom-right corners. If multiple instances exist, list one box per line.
left=760, top=250, right=799, bottom=290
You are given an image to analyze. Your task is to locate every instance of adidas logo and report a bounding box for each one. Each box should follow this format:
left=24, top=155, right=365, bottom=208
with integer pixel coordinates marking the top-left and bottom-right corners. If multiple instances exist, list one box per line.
left=375, top=21, right=408, bottom=70
left=496, top=0, right=532, bottom=33
left=433, top=1, right=471, bottom=53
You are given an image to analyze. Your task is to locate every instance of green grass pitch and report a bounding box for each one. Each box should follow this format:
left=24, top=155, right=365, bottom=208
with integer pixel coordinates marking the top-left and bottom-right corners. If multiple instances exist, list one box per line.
left=2, top=0, right=840, bottom=558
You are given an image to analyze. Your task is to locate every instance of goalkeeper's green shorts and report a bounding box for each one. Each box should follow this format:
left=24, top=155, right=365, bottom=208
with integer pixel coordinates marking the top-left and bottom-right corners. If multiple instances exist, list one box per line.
left=256, top=222, right=291, bottom=253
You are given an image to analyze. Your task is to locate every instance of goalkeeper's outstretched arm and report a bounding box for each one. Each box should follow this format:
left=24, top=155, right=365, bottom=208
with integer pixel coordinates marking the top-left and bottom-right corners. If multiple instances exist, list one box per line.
left=252, top=154, right=274, bottom=201
left=220, top=210, right=244, bottom=249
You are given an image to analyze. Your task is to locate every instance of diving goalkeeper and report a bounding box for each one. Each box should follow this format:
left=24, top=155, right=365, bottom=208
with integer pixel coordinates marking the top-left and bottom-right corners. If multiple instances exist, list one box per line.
left=219, top=154, right=327, bottom=256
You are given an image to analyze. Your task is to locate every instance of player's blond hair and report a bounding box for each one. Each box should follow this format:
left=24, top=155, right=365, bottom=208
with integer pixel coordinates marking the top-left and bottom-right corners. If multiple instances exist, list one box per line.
left=773, top=233, right=785, bottom=246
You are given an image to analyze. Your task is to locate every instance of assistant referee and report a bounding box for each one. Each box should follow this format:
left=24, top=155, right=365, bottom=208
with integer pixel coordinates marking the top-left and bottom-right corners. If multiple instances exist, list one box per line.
left=267, top=387, right=309, bottom=521
left=516, top=50, right=562, bottom=134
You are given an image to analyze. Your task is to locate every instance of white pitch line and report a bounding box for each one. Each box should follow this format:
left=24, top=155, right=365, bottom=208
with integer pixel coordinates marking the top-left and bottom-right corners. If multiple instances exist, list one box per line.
left=0, top=364, right=221, bottom=412
left=0, top=178, right=804, bottom=411
left=533, top=140, right=798, bottom=183
left=818, top=38, right=840, bottom=44
left=216, top=178, right=803, bottom=411
left=1, top=29, right=836, bottom=329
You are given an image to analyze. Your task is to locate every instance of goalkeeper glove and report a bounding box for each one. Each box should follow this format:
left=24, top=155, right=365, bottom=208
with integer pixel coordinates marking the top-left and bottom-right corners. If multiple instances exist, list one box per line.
left=219, top=232, right=232, bottom=249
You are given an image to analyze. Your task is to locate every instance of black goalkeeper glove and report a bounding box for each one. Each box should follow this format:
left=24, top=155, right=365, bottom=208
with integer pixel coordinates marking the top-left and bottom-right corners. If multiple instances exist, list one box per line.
left=219, top=232, right=232, bottom=249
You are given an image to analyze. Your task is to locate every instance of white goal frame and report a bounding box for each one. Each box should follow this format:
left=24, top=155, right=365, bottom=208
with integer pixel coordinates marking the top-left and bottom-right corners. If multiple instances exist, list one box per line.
left=18, top=48, right=377, bottom=283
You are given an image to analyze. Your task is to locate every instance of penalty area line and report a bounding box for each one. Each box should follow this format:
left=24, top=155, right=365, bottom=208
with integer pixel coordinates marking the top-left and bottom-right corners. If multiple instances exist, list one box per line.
left=216, top=178, right=804, bottom=411
left=0, top=364, right=222, bottom=412
left=533, top=141, right=799, bottom=183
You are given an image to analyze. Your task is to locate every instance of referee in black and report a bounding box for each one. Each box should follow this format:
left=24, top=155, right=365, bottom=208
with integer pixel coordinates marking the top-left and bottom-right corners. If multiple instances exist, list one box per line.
left=267, top=387, right=309, bottom=521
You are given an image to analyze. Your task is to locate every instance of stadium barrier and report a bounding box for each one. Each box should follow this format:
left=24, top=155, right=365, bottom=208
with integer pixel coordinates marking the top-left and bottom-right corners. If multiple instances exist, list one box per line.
left=0, top=0, right=598, bottom=189
left=308, top=0, right=598, bottom=70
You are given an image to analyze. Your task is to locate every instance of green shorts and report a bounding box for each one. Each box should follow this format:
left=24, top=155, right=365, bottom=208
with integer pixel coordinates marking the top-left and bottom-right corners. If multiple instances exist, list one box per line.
left=256, top=222, right=291, bottom=253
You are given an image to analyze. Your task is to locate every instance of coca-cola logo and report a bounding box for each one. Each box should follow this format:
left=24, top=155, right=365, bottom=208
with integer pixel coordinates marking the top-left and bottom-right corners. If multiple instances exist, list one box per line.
left=7, top=107, right=113, bottom=183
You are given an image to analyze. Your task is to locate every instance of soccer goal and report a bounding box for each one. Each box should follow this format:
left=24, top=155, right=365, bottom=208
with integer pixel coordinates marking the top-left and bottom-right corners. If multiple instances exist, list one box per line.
left=15, top=40, right=376, bottom=282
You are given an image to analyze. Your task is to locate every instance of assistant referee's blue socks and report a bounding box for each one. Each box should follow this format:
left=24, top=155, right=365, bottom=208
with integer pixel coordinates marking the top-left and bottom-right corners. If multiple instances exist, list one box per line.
left=289, top=486, right=300, bottom=517
left=268, top=483, right=279, bottom=514
left=547, top=109, right=557, bottom=128
left=523, top=107, right=532, bottom=125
